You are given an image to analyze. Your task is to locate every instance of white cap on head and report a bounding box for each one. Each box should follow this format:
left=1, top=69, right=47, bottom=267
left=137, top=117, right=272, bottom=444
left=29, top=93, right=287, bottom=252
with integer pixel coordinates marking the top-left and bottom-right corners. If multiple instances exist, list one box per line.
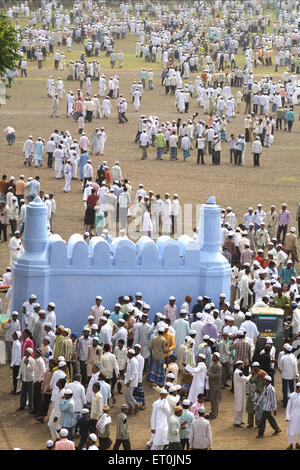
left=60, top=428, right=68, bottom=437
left=286, top=344, right=292, bottom=352
left=265, top=375, right=272, bottom=382
left=89, top=433, right=97, bottom=442
left=252, top=362, right=260, bottom=367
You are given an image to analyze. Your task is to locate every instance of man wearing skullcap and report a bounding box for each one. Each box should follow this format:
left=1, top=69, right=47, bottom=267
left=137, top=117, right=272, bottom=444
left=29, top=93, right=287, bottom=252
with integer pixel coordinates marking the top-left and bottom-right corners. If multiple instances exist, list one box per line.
left=167, top=406, right=184, bottom=450
left=256, top=376, right=281, bottom=438
left=185, top=353, right=207, bottom=404
left=246, top=362, right=267, bottom=428
left=17, top=347, right=35, bottom=410
left=124, top=349, right=139, bottom=414
left=286, top=382, right=300, bottom=449
left=179, top=399, right=194, bottom=449
left=149, top=327, right=168, bottom=387
left=59, top=389, right=76, bottom=440
left=189, top=407, right=212, bottom=450
left=10, top=331, right=22, bottom=393
left=113, top=405, right=131, bottom=450
left=279, top=344, right=299, bottom=408
left=206, top=353, right=222, bottom=419
left=32, top=348, right=46, bottom=416
left=233, top=361, right=252, bottom=427
left=54, top=428, right=75, bottom=450
left=4, top=311, right=20, bottom=363
left=77, top=328, right=92, bottom=386
left=173, top=310, right=190, bottom=355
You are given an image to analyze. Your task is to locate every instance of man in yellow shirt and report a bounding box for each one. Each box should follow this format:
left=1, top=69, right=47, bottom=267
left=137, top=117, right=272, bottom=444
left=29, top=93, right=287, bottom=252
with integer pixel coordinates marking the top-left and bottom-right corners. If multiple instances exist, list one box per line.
left=163, top=326, right=176, bottom=359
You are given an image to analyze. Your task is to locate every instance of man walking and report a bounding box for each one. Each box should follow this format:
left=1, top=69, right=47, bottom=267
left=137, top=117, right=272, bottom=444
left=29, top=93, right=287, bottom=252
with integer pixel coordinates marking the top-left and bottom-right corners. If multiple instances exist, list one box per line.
left=256, top=375, right=281, bottom=438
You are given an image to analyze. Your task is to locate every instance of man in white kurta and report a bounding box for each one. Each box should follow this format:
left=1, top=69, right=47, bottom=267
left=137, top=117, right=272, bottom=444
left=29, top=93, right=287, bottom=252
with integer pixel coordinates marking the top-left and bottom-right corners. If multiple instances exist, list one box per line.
left=186, top=354, right=207, bottom=403
left=151, top=390, right=171, bottom=450
left=162, top=194, right=171, bottom=234
left=9, top=232, right=24, bottom=265
left=286, top=383, right=300, bottom=449
left=233, top=361, right=251, bottom=426
left=173, top=312, right=190, bottom=355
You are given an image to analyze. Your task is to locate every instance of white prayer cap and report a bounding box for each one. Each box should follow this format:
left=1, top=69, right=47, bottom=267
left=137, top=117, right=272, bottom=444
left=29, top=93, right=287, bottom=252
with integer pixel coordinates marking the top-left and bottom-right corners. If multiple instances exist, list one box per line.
left=287, top=260, right=293, bottom=264
left=60, top=428, right=69, bottom=437
left=58, top=361, right=66, bottom=367
left=237, top=331, right=244, bottom=336
left=46, top=440, right=54, bottom=448
left=180, top=309, right=188, bottom=314
left=104, top=310, right=111, bottom=315
left=139, top=183, right=143, bottom=187
left=156, top=312, right=163, bottom=319
left=135, top=292, right=142, bottom=297
left=196, top=312, right=202, bottom=319
left=143, top=304, right=150, bottom=310
left=236, top=360, right=243, bottom=365
left=197, top=296, right=203, bottom=301
left=169, top=386, right=176, bottom=393
left=233, top=305, right=240, bottom=311
left=64, top=388, right=73, bottom=395
left=167, top=373, right=175, bottom=379
left=48, top=302, right=55, bottom=308
left=109, top=187, right=114, bottom=192
left=286, top=345, right=292, bottom=352
left=226, top=206, right=232, bottom=211
left=266, top=338, right=273, bottom=344
left=83, top=326, right=90, bottom=331
left=203, top=335, right=210, bottom=340
left=88, top=315, right=95, bottom=320
left=58, top=356, right=65, bottom=361
left=160, top=389, right=168, bottom=395
left=169, top=295, right=176, bottom=300
left=198, top=353, right=206, bottom=359
left=134, top=344, right=141, bottom=350
left=11, top=311, right=18, bottom=316
left=265, top=375, right=272, bottom=382
left=219, top=293, right=226, bottom=298
left=175, top=385, right=181, bottom=390
left=183, top=399, right=190, bottom=406
left=91, top=324, right=98, bottom=330
left=33, top=303, right=40, bottom=308
left=100, top=316, right=107, bottom=322
left=212, top=352, right=220, bottom=359
left=96, top=296, right=102, bottom=300
left=253, top=260, right=261, bottom=267
left=29, top=294, right=37, bottom=299
left=26, top=347, right=33, bottom=354
left=82, top=408, right=89, bottom=414
left=124, top=296, right=130, bottom=301
left=291, top=227, right=296, bottom=233
left=158, top=327, right=165, bottom=332
left=89, top=433, right=97, bottom=442
left=204, top=304, right=211, bottom=311
left=118, top=318, right=125, bottom=324
left=296, top=383, right=300, bottom=388
left=252, top=362, right=260, bottom=367
left=165, top=382, right=173, bottom=388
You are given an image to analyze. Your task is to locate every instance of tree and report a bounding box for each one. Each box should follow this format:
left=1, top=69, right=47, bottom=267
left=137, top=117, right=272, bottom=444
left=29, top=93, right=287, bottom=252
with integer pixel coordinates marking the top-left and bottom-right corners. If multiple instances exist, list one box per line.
left=0, top=13, right=21, bottom=76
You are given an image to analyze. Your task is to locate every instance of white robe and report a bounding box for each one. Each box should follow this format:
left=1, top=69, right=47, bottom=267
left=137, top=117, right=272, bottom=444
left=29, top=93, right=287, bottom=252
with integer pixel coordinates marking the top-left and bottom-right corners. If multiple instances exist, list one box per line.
left=186, top=362, right=207, bottom=403
left=287, top=392, right=300, bottom=442
left=151, top=398, right=171, bottom=446
left=233, top=369, right=251, bottom=421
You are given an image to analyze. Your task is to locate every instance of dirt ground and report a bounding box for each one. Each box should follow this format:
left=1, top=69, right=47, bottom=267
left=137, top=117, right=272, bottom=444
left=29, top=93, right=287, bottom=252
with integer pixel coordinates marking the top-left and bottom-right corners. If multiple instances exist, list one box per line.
left=0, top=26, right=299, bottom=450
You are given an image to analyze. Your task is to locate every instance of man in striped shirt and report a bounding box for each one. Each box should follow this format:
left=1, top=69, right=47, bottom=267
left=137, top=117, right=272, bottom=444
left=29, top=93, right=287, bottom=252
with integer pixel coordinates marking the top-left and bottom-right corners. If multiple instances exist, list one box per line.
left=256, top=375, right=281, bottom=438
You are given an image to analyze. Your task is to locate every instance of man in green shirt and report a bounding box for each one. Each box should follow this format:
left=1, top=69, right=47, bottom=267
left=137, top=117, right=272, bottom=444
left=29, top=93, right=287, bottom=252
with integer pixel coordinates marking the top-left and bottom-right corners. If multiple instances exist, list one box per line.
left=154, top=130, right=166, bottom=160
left=113, top=404, right=131, bottom=450
left=167, top=406, right=186, bottom=450
left=270, top=286, right=290, bottom=311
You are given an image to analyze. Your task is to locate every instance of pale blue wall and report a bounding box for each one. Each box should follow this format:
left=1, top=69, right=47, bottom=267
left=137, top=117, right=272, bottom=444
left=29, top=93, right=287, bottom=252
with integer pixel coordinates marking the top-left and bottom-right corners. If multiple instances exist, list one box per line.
left=12, top=196, right=231, bottom=332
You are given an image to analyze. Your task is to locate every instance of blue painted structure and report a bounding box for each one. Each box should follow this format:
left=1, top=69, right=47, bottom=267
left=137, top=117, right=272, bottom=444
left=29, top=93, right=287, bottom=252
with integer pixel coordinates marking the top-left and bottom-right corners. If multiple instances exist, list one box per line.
left=11, top=196, right=231, bottom=332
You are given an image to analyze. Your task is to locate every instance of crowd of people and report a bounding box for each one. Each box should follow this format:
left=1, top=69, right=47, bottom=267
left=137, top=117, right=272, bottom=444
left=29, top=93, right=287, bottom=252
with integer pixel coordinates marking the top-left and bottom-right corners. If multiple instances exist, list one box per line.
left=2, top=0, right=300, bottom=452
